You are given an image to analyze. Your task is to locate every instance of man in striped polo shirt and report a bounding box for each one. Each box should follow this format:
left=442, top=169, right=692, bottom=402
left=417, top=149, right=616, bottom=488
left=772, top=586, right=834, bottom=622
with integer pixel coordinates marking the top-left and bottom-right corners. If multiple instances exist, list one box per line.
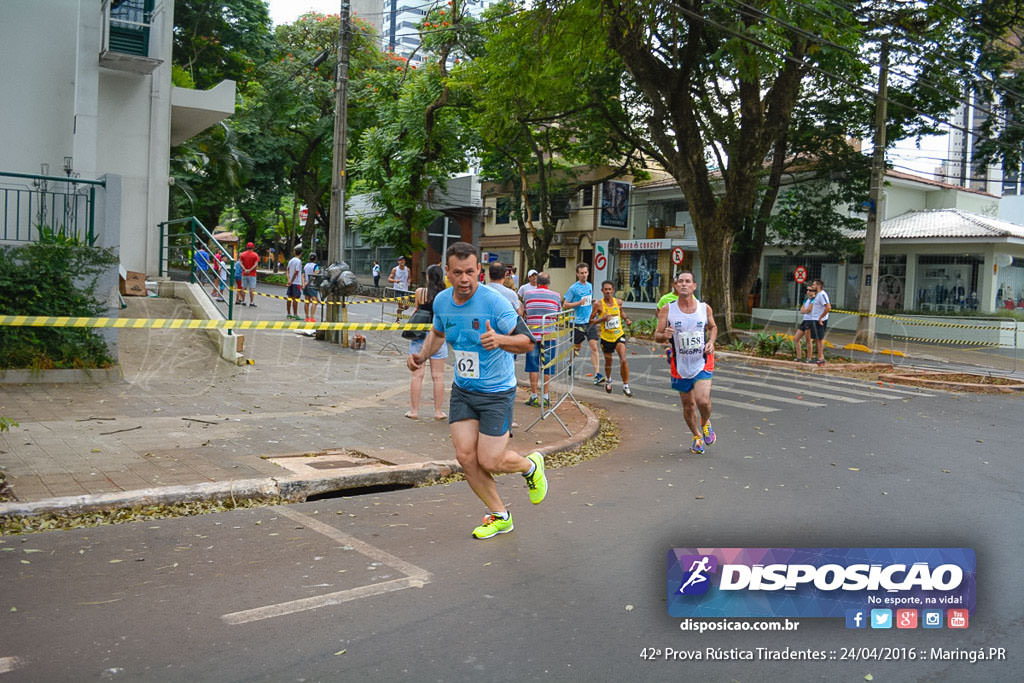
left=522, top=272, right=562, bottom=407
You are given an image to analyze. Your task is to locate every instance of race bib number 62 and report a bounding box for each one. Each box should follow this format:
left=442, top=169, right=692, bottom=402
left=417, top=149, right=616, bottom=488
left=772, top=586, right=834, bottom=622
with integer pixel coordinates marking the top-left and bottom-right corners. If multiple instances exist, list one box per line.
left=454, top=350, right=480, bottom=379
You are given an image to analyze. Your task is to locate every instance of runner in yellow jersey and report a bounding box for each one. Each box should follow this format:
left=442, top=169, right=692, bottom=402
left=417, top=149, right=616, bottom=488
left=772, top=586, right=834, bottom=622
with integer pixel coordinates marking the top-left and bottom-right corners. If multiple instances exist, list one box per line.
left=590, top=280, right=633, bottom=396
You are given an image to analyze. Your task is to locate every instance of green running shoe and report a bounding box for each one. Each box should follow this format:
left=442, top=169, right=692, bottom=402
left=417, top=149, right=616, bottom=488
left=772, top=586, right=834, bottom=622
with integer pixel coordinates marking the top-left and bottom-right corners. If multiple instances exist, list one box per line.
left=472, top=512, right=514, bottom=539
left=524, top=452, right=548, bottom=504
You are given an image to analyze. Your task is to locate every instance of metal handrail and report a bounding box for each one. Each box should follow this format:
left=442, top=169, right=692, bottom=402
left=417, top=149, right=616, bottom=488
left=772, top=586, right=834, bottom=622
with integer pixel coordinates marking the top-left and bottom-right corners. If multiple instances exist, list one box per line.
left=159, top=216, right=235, bottom=323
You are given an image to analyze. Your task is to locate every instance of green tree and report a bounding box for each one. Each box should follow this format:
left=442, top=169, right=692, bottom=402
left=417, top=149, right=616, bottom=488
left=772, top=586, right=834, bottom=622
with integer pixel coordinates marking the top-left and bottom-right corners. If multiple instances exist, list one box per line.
left=172, top=0, right=272, bottom=89
left=460, top=1, right=645, bottom=273
left=535, top=0, right=990, bottom=334
left=353, top=3, right=473, bottom=256
left=236, top=12, right=384, bottom=254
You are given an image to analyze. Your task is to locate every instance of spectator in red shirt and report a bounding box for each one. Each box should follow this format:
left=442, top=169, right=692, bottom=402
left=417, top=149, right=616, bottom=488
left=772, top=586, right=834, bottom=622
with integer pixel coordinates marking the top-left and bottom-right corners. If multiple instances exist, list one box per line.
left=238, top=242, right=261, bottom=307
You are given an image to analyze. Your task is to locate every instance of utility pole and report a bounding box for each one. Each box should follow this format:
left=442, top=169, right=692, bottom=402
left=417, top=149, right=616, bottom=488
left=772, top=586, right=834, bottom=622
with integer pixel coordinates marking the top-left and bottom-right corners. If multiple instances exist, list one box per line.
left=855, top=38, right=888, bottom=346
left=327, top=0, right=351, bottom=345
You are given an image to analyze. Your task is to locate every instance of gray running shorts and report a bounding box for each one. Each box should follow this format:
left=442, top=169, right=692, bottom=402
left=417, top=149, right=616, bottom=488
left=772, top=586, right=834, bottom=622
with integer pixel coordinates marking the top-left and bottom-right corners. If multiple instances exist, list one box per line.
left=448, top=384, right=516, bottom=437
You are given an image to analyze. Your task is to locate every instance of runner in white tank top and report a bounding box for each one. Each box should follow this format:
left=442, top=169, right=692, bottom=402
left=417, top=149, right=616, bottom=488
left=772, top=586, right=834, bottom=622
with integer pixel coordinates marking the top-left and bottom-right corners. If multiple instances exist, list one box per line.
left=654, top=270, right=718, bottom=455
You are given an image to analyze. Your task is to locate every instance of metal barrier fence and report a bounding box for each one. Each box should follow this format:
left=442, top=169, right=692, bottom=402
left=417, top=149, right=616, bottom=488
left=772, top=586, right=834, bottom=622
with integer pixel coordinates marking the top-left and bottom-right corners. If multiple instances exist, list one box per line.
left=1, top=171, right=102, bottom=245
left=525, top=310, right=583, bottom=436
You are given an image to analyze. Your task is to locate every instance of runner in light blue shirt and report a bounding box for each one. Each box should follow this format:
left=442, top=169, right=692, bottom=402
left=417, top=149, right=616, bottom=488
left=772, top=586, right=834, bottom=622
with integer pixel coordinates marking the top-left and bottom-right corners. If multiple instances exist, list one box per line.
left=563, top=262, right=602, bottom=381
left=431, top=279, right=520, bottom=393
left=408, top=242, right=548, bottom=541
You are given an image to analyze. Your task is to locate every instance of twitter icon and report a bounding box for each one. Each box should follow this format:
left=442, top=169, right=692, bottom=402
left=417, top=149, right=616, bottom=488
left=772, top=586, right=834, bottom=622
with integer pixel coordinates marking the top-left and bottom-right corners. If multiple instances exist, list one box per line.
left=870, top=609, right=893, bottom=629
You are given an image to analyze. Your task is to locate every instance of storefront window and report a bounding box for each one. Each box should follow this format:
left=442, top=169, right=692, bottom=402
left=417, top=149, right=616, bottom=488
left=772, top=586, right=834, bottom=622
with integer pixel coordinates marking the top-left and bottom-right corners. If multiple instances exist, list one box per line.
left=916, top=254, right=982, bottom=311
left=763, top=256, right=836, bottom=309
left=996, top=257, right=1024, bottom=309
left=876, top=255, right=906, bottom=312
left=616, top=249, right=684, bottom=303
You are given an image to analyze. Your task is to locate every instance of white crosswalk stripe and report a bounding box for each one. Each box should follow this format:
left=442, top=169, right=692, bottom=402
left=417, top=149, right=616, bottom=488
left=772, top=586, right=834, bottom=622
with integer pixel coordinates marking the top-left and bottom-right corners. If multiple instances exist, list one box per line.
left=712, top=366, right=930, bottom=399
left=566, top=358, right=934, bottom=419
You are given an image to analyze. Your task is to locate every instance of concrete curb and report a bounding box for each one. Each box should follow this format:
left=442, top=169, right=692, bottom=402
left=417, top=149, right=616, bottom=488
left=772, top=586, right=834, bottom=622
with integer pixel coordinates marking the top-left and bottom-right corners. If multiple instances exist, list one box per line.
left=0, top=366, right=124, bottom=385
left=0, top=404, right=601, bottom=520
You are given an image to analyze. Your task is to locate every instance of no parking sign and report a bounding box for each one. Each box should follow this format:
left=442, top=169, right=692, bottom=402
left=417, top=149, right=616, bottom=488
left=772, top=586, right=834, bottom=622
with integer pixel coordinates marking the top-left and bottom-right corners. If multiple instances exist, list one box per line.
left=794, top=265, right=808, bottom=283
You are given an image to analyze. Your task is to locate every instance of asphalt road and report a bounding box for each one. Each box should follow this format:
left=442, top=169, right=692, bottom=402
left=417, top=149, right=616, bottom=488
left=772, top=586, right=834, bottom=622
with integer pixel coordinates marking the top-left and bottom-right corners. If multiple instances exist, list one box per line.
left=2, top=360, right=1022, bottom=682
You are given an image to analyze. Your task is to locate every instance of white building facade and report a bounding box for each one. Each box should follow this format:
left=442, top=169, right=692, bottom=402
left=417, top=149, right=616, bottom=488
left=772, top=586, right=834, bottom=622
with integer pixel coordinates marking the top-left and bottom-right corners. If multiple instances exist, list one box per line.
left=0, top=0, right=235, bottom=276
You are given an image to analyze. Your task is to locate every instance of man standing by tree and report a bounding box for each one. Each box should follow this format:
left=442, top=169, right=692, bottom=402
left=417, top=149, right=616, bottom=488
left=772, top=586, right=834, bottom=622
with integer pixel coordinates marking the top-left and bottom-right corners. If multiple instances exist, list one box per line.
left=408, top=242, right=547, bottom=540
left=389, top=255, right=411, bottom=293
left=564, top=263, right=601, bottom=382
left=517, top=269, right=538, bottom=303
left=285, top=246, right=304, bottom=321
left=655, top=271, right=717, bottom=455
left=238, top=241, right=260, bottom=307
left=809, top=279, right=831, bottom=366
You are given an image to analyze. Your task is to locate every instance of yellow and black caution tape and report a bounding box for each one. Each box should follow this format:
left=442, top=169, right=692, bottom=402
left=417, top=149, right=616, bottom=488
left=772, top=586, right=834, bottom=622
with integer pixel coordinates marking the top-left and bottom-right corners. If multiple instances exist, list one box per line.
left=540, top=346, right=573, bottom=371
left=891, top=335, right=1000, bottom=347
left=230, top=288, right=413, bottom=306
left=830, top=308, right=1006, bottom=331
left=0, top=315, right=431, bottom=332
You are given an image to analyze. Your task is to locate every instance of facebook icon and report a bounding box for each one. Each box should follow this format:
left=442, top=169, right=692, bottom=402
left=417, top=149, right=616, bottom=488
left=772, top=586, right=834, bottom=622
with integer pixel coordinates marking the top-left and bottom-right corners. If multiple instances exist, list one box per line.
left=845, top=609, right=867, bottom=629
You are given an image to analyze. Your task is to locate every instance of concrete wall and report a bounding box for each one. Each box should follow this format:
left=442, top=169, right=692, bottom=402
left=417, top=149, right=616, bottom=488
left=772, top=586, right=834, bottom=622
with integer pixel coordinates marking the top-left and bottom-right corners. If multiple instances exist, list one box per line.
left=0, top=0, right=174, bottom=277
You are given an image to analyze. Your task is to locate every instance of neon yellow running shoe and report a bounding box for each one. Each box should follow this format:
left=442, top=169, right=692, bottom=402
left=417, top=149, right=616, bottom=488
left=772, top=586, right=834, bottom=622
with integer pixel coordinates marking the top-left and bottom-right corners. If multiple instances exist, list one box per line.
left=524, top=452, right=548, bottom=504
left=472, top=512, right=514, bottom=539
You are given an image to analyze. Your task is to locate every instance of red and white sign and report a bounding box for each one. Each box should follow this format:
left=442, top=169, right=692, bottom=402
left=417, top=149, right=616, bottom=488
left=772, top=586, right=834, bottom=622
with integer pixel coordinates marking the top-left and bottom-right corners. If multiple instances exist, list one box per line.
left=299, top=206, right=309, bottom=224
left=794, top=265, right=808, bottom=283
left=594, top=253, right=607, bottom=270
left=671, top=247, right=685, bottom=265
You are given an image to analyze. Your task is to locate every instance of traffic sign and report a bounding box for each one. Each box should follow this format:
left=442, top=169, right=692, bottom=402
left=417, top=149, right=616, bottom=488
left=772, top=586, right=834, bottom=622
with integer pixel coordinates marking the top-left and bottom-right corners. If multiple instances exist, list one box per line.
left=671, top=247, right=685, bottom=265
left=794, top=266, right=808, bottom=283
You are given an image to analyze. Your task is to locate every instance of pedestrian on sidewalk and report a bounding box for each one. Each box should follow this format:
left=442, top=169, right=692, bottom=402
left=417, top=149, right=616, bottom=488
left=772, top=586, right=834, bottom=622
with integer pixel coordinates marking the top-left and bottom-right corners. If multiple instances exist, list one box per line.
left=794, top=284, right=816, bottom=362
left=285, top=246, right=304, bottom=320
left=372, top=260, right=381, bottom=288
left=523, top=272, right=562, bottom=408
left=213, top=252, right=227, bottom=301
left=591, top=280, right=632, bottom=396
left=654, top=270, right=717, bottom=455
left=408, top=242, right=546, bottom=540
left=389, top=255, right=411, bottom=292
left=810, top=279, right=832, bottom=366
left=487, top=261, right=522, bottom=315
left=238, top=242, right=260, bottom=307
left=517, top=269, right=538, bottom=303
left=406, top=264, right=448, bottom=420
left=233, top=257, right=245, bottom=304
left=303, top=254, right=320, bottom=323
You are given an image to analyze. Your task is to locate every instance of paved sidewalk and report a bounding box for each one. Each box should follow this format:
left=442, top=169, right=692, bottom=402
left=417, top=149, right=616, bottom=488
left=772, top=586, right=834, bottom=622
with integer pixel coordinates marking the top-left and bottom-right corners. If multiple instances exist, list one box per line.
left=0, top=294, right=596, bottom=516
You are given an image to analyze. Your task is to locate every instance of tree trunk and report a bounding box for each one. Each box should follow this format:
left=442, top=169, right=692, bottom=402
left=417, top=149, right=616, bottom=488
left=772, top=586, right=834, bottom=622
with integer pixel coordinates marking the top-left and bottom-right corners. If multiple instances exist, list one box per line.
left=731, top=242, right=763, bottom=323
left=693, top=220, right=735, bottom=342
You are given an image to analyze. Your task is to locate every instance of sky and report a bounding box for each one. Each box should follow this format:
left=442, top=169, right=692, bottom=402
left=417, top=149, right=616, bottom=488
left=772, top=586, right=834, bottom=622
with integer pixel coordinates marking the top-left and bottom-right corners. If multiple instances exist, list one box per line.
left=266, top=0, right=346, bottom=26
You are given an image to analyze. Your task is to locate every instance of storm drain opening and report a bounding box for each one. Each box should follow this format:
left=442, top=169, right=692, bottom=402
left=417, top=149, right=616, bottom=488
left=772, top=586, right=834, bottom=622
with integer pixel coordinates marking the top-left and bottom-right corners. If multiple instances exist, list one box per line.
left=306, top=483, right=415, bottom=501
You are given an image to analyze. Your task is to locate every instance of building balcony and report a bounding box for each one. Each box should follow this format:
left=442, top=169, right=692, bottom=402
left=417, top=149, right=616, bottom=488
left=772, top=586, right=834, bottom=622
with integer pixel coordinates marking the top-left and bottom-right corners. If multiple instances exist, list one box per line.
left=170, top=81, right=237, bottom=145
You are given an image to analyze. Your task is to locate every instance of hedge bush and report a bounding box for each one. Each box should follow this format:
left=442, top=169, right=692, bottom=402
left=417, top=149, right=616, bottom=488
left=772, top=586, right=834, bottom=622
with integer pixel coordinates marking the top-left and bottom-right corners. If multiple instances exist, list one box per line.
left=0, top=233, right=118, bottom=369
